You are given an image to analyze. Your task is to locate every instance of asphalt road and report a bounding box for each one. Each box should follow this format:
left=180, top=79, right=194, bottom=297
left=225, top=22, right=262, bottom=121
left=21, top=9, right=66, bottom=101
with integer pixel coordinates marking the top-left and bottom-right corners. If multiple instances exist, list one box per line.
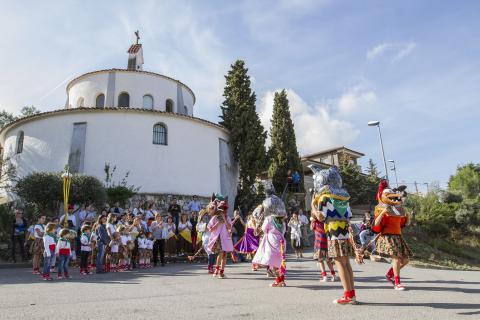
left=0, top=254, right=478, bottom=320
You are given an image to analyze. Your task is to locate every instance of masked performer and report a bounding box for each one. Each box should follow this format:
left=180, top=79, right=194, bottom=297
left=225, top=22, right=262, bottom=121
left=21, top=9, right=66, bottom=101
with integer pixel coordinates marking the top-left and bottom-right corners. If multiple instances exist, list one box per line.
left=373, top=181, right=412, bottom=290
left=207, top=194, right=234, bottom=279
left=310, top=165, right=358, bottom=304
left=252, top=182, right=288, bottom=287
left=234, top=215, right=260, bottom=269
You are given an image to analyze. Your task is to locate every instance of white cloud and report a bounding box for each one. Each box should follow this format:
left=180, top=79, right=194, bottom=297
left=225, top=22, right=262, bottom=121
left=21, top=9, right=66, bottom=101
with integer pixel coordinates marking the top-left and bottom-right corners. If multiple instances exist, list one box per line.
left=367, top=42, right=417, bottom=62
left=337, top=85, right=377, bottom=115
left=258, top=89, right=359, bottom=155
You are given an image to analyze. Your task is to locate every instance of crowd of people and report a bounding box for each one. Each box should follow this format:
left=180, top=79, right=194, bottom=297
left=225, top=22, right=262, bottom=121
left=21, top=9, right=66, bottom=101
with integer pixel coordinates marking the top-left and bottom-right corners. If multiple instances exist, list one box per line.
left=11, top=168, right=412, bottom=306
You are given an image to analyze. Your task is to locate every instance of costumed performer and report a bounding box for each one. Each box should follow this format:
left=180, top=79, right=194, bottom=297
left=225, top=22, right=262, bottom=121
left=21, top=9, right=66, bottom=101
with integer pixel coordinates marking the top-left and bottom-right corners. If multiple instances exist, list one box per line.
left=310, top=165, right=358, bottom=304
left=252, top=182, right=288, bottom=287
left=372, top=181, right=412, bottom=290
left=207, top=194, right=234, bottom=279
left=234, top=214, right=260, bottom=271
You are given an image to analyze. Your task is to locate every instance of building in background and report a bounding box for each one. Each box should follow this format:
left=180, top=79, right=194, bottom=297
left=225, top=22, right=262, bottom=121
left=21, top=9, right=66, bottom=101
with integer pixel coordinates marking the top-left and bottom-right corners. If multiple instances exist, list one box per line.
left=0, top=37, right=238, bottom=213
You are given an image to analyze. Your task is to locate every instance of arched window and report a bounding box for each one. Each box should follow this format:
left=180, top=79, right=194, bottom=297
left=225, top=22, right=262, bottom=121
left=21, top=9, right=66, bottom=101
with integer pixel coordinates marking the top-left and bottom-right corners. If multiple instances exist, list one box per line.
left=143, top=94, right=154, bottom=109
left=77, top=97, right=84, bottom=108
left=153, top=123, right=168, bottom=145
left=165, top=99, right=174, bottom=112
left=16, top=131, right=24, bottom=154
left=118, top=92, right=130, bottom=107
left=184, top=105, right=188, bottom=115
left=96, top=94, right=105, bottom=108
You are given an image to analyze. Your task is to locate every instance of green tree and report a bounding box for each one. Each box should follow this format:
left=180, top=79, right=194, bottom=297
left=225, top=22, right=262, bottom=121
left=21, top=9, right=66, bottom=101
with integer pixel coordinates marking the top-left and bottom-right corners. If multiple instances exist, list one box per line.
left=70, top=175, right=106, bottom=207
left=448, top=163, right=480, bottom=199
left=339, top=161, right=365, bottom=205
left=267, top=90, right=302, bottom=193
left=364, top=159, right=382, bottom=205
left=0, top=110, right=16, bottom=129
left=220, top=60, right=267, bottom=209
left=13, top=172, right=62, bottom=215
left=20, top=106, right=41, bottom=117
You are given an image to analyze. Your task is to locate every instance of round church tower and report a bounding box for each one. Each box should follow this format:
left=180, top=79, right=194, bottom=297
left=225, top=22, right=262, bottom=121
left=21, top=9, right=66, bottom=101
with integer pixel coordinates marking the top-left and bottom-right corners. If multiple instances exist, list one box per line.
left=0, top=37, right=238, bottom=210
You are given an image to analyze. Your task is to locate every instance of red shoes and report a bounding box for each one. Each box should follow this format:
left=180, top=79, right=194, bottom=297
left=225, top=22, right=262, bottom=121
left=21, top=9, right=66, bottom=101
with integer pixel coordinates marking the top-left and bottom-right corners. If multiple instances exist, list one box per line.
left=270, top=275, right=286, bottom=287
left=333, top=290, right=358, bottom=305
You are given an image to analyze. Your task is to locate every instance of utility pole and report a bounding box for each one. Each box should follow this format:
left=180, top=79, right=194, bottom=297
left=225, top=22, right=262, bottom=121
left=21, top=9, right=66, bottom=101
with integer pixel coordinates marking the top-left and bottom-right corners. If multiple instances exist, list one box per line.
left=414, top=181, right=419, bottom=195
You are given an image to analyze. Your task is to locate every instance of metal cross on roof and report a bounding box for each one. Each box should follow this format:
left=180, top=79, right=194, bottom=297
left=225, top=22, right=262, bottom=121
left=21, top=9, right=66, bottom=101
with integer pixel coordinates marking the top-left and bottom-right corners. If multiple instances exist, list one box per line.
left=135, top=30, right=140, bottom=44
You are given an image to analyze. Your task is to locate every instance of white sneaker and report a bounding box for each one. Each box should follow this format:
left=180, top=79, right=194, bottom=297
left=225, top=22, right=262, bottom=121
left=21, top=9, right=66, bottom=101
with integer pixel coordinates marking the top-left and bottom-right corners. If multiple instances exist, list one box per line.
left=329, top=274, right=336, bottom=282
left=320, top=276, right=328, bottom=282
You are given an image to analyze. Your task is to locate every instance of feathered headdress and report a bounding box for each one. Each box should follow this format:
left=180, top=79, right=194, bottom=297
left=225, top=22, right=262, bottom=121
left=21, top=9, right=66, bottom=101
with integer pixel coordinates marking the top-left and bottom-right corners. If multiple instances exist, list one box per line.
left=376, top=180, right=389, bottom=202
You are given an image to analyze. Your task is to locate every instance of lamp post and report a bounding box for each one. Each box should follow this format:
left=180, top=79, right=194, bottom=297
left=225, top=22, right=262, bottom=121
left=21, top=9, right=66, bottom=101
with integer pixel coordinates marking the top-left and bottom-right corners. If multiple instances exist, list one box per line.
left=368, top=121, right=389, bottom=183
left=62, top=168, right=72, bottom=227
left=388, top=159, right=399, bottom=187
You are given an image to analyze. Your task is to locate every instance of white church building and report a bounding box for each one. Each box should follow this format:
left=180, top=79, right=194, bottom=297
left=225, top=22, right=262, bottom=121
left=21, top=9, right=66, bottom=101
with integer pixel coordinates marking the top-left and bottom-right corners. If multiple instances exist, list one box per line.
left=0, top=38, right=238, bottom=209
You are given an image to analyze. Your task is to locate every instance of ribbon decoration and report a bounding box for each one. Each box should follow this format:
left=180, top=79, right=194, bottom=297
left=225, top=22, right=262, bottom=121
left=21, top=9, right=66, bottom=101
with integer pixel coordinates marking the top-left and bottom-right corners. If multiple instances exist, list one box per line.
left=62, top=168, right=72, bottom=227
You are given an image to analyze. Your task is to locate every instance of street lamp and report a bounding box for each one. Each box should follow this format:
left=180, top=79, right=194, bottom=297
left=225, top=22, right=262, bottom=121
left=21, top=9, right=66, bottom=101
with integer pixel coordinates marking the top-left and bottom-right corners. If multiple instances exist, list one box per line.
left=368, top=120, right=389, bottom=183
left=388, top=159, right=399, bottom=187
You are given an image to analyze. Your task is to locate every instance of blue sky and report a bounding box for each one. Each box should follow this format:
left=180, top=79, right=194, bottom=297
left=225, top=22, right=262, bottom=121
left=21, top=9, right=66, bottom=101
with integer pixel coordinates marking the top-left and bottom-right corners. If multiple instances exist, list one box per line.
left=1, top=0, right=479, bottom=192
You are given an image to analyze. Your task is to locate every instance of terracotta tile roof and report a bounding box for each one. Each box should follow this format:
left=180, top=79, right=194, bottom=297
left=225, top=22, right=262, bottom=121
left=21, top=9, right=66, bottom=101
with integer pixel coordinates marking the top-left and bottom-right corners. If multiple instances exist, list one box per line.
left=127, top=44, right=142, bottom=54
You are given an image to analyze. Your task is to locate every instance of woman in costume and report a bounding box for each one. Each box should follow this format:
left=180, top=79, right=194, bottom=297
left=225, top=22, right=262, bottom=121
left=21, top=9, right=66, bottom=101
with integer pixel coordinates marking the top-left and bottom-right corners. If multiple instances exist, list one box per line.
left=178, top=213, right=193, bottom=256
left=373, top=181, right=412, bottom=290
left=207, top=195, right=234, bottom=279
left=310, top=165, right=358, bottom=304
left=234, top=215, right=260, bottom=270
left=252, top=212, right=287, bottom=287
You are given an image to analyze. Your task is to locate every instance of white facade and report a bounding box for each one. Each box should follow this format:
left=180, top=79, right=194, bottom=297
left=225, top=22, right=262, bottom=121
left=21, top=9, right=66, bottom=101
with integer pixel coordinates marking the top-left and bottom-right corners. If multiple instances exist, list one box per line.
left=0, top=42, right=238, bottom=209
left=1, top=108, right=237, bottom=200
left=66, top=69, right=195, bottom=116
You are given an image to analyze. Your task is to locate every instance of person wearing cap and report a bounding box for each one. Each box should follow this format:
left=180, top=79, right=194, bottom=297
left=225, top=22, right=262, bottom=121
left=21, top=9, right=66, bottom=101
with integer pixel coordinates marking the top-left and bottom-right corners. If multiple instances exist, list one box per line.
left=207, top=197, right=234, bottom=279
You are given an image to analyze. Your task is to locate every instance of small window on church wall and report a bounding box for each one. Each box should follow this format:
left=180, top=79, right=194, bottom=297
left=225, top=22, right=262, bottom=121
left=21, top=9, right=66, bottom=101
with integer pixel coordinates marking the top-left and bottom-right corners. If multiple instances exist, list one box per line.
left=165, top=99, right=174, bottom=112
left=143, top=95, right=154, bottom=109
left=96, top=94, right=105, bottom=108
left=184, top=106, right=188, bottom=115
left=118, top=92, right=130, bottom=107
left=16, top=131, right=24, bottom=154
left=153, top=123, right=167, bottom=145
left=77, top=97, right=84, bottom=108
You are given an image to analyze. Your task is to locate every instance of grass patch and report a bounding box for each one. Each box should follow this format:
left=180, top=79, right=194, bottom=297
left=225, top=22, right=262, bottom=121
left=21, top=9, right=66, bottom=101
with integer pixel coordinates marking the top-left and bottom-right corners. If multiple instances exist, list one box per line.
left=403, top=226, right=480, bottom=270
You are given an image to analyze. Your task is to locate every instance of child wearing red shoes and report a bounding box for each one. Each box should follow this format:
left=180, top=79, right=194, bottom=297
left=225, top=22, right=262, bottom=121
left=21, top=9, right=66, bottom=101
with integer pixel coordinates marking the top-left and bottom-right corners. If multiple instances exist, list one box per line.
left=310, top=216, right=336, bottom=282
left=80, top=225, right=92, bottom=275
left=56, top=229, right=73, bottom=279
left=137, top=231, right=148, bottom=268
left=108, top=232, right=121, bottom=272
left=145, top=232, right=154, bottom=268
left=42, top=223, right=57, bottom=281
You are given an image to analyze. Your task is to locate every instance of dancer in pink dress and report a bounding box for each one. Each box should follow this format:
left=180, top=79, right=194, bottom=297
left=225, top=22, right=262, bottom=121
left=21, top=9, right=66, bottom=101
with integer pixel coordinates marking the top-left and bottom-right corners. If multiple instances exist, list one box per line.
left=252, top=182, right=287, bottom=287
left=252, top=214, right=287, bottom=287
left=207, top=194, right=234, bottom=279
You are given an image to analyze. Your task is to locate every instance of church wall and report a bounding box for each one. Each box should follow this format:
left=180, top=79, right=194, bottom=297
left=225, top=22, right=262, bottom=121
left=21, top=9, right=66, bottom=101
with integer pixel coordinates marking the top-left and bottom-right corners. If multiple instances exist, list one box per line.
left=67, top=71, right=195, bottom=115
left=1, top=110, right=233, bottom=199
left=68, top=73, right=110, bottom=108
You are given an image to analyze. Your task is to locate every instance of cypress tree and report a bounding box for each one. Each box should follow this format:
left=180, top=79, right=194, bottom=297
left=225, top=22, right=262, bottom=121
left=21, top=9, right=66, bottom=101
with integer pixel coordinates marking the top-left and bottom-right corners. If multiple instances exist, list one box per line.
left=268, top=89, right=302, bottom=193
left=220, top=60, right=267, bottom=210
